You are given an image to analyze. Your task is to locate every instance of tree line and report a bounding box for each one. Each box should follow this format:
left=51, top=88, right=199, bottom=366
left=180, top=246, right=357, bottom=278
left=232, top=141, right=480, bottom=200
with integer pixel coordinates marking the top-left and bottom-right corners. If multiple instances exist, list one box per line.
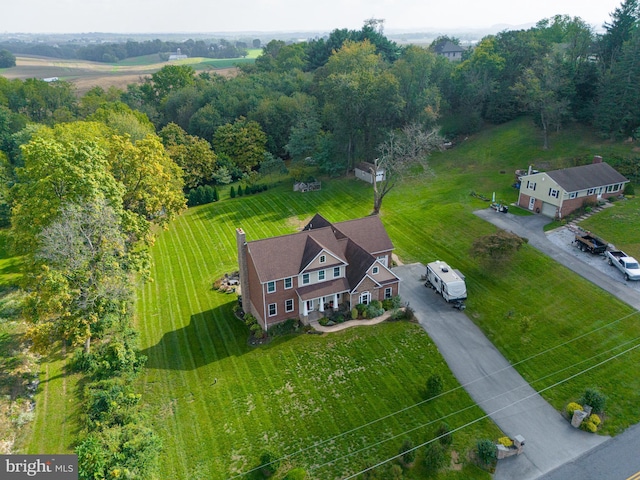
left=0, top=2, right=639, bottom=477
left=0, top=37, right=251, bottom=63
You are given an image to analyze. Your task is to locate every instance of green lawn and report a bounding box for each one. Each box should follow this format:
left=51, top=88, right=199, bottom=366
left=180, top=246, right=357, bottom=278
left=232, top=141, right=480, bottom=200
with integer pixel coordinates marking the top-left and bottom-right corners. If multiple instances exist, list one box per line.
left=21, top=118, right=640, bottom=477
left=578, top=197, right=640, bottom=259
left=136, top=182, right=499, bottom=479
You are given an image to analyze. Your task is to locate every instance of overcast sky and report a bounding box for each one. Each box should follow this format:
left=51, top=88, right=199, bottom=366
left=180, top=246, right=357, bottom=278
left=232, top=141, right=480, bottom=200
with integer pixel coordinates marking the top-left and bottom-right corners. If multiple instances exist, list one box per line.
left=1, top=0, right=623, bottom=34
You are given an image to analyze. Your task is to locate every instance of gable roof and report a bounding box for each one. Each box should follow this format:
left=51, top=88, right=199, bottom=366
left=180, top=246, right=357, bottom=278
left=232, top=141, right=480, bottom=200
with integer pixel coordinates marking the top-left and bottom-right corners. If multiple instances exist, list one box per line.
left=434, top=41, right=465, bottom=54
left=245, top=214, right=394, bottom=285
left=546, top=162, right=628, bottom=192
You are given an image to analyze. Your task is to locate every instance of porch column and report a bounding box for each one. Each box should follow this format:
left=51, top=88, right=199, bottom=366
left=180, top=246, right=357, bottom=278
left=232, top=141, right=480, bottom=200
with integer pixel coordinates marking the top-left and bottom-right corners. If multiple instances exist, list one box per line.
left=333, top=293, right=338, bottom=310
left=319, top=298, right=324, bottom=312
left=303, top=300, right=308, bottom=316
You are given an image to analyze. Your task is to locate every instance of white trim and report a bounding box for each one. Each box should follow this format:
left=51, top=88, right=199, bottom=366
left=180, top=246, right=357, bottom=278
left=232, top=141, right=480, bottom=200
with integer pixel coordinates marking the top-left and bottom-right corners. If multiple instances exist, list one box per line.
left=285, top=299, right=294, bottom=312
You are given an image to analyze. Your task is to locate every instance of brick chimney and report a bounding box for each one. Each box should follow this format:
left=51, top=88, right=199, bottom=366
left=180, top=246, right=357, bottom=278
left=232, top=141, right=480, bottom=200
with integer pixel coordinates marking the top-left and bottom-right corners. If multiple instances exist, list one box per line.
left=593, top=155, right=603, bottom=164
left=236, top=228, right=251, bottom=314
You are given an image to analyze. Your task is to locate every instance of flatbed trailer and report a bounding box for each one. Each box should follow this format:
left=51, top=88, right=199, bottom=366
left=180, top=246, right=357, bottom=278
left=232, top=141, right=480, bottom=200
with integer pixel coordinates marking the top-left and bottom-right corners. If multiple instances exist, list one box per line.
left=574, top=233, right=607, bottom=254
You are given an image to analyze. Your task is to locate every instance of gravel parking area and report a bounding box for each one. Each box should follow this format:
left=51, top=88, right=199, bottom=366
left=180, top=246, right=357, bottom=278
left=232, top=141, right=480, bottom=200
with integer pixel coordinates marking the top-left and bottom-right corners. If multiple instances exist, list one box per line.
left=546, top=226, right=640, bottom=292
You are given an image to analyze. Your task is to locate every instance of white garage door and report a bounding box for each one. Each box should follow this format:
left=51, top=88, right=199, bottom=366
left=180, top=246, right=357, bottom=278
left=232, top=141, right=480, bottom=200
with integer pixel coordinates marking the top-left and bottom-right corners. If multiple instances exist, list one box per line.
left=541, top=202, right=557, bottom=218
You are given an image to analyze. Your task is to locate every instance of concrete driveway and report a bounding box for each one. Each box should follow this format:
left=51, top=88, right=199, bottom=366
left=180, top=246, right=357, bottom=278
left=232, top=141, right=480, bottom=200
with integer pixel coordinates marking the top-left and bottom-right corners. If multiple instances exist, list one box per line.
left=394, top=263, right=608, bottom=480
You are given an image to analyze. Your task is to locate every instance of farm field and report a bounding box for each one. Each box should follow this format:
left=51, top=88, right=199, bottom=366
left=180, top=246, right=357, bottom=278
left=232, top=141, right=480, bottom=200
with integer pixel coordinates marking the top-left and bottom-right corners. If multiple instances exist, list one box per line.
left=0, top=53, right=253, bottom=95
left=14, top=118, right=640, bottom=478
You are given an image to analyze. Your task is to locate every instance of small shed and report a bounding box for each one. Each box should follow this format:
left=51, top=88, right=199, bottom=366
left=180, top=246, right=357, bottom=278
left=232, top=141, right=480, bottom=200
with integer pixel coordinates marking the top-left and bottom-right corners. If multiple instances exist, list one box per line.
left=355, top=162, right=385, bottom=184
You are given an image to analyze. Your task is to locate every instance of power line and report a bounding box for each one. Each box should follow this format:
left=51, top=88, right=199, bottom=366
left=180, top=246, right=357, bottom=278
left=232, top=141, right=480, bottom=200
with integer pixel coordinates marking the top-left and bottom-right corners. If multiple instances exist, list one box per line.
left=310, top=334, right=640, bottom=473
left=342, top=340, right=640, bottom=479
left=228, top=309, right=640, bottom=479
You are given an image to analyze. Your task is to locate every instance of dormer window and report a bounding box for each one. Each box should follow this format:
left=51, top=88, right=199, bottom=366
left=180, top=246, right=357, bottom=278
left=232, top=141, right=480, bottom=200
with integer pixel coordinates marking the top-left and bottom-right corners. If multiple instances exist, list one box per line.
left=372, top=266, right=379, bottom=275
left=319, top=255, right=326, bottom=264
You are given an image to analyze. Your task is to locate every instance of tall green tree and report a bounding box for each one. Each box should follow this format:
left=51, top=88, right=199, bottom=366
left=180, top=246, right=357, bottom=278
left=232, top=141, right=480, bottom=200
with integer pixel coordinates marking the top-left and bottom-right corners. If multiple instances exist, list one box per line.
left=0, top=49, right=16, bottom=68
left=25, top=200, right=131, bottom=353
left=159, top=123, right=218, bottom=189
left=318, top=40, right=403, bottom=170
left=212, top=117, right=267, bottom=173
left=599, top=0, right=640, bottom=69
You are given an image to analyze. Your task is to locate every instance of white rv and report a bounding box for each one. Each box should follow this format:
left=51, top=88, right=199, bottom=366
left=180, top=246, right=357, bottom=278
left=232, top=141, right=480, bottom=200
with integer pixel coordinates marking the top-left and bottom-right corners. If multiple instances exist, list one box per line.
left=426, top=261, right=467, bottom=303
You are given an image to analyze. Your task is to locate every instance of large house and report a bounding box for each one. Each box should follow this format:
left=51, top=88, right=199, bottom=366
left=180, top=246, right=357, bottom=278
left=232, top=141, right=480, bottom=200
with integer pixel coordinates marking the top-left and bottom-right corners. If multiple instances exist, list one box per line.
left=517, top=156, right=629, bottom=218
left=236, top=214, right=400, bottom=330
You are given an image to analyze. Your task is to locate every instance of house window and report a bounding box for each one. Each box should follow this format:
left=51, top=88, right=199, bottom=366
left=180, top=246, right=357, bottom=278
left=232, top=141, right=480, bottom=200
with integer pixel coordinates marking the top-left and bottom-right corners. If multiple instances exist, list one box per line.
left=284, top=277, right=292, bottom=289
left=267, top=281, right=276, bottom=293
left=372, top=266, right=379, bottom=275
left=527, top=181, right=536, bottom=190
left=285, top=299, right=294, bottom=312
left=587, top=188, right=595, bottom=195
left=302, top=273, right=310, bottom=285
left=359, top=292, right=371, bottom=305
left=319, top=255, right=326, bottom=264
left=384, top=287, right=393, bottom=299
left=569, top=192, right=577, bottom=199
left=318, top=270, right=325, bottom=281
left=549, top=188, right=559, bottom=198
left=333, top=267, right=340, bottom=278
left=268, top=303, right=277, bottom=317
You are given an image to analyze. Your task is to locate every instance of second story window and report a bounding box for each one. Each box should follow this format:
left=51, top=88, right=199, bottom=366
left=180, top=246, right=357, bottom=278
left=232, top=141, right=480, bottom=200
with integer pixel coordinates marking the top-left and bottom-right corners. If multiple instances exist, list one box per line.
left=333, top=266, right=340, bottom=277
left=318, top=270, right=325, bottom=281
left=284, top=277, right=292, bottom=289
left=302, top=273, right=310, bottom=285
left=267, top=281, right=275, bottom=293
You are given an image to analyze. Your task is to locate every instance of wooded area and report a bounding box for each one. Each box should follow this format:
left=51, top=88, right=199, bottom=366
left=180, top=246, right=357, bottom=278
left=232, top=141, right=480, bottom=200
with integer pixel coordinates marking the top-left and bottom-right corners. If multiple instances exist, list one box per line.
left=0, top=1, right=639, bottom=477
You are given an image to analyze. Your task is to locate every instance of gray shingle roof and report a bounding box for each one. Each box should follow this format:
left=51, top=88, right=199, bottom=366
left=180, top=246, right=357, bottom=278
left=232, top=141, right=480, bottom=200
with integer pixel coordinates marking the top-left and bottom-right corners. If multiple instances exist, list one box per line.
left=546, top=162, right=628, bottom=192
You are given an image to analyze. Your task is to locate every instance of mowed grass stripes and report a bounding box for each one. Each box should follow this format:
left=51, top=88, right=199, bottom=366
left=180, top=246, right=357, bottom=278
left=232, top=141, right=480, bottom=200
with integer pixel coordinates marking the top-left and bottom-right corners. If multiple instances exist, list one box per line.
left=136, top=179, right=499, bottom=479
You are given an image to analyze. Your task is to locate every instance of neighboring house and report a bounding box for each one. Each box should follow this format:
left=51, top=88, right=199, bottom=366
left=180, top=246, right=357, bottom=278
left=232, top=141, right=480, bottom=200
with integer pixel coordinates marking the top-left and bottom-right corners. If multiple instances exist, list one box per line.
left=355, top=161, right=385, bottom=184
left=433, top=41, right=465, bottom=61
left=236, top=214, right=400, bottom=330
left=517, top=156, right=629, bottom=218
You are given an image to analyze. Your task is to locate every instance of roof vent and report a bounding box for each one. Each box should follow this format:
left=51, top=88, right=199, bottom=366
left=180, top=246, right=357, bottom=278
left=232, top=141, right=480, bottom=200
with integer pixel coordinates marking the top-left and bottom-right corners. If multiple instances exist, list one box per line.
left=441, top=267, right=449, bottom=272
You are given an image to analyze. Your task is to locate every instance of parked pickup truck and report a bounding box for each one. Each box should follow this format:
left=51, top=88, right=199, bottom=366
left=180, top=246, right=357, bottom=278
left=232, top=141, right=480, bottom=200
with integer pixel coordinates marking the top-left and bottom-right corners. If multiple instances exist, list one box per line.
left=606, top=250, right=640, bottom=281
left=574, top=233, right=607, bottom=254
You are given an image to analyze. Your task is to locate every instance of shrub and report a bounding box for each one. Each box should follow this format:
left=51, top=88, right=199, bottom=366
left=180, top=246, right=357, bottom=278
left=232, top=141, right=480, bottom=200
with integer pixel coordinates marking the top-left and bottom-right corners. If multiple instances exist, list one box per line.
left=566, top=402, right=583, bottom=417
left=350, top=308, right=358, bottom=320
left=477, top=439, right=497, bottom=465
left=382, top=295, right=401, bottom=310
left=268, top=319, right=299, bottom=337
left=624, top=183, right=634, bottom=195
left=436, top=422, right=453, bottom=447
left=283, top=468, right=307, bottom=480
left=237, top=185, right=243, bottom=196
left=581, top=420, right=598, bottom=433
left=365, top=304, right=384, bottom=319
left=230, top=186, right=236, bottom=198
left=580, top=388, right=606, bottom=413
left=588, top=413, right=601, bottom=426
left=497, top=436, right=513, bottom=447
left=423, top=442, right=446, bottom=473
left=399, top=439, right=416, bottom=465
left=426, top=374, right=443, bottom=398
left=370, top=300, right=382, bottom=310
left=259, top=450, right=280, bottom=477
left=355, top=303, right=367, bottom=315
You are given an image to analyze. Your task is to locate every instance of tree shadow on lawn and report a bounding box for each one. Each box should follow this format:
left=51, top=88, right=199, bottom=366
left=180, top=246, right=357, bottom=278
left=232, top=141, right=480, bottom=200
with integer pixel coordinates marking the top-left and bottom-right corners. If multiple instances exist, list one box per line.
left=141, top=301, right=259, bottom=370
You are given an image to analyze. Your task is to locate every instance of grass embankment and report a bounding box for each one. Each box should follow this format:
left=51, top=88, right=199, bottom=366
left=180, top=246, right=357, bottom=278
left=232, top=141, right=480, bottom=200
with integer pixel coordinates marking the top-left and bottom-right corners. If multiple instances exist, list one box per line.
left=579, top=197, right=640, bottom=259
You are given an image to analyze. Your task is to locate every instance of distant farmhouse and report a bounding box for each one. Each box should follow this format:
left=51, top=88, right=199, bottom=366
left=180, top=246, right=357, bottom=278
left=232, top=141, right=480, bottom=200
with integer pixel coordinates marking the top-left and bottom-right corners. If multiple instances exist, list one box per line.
left=517, top=156, right=629, bottom=219
left=433, top=40, right=465, bottom=61
left=169, top=48, right=188, bottom=60
left=236, top=214, right=400, bottom=330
